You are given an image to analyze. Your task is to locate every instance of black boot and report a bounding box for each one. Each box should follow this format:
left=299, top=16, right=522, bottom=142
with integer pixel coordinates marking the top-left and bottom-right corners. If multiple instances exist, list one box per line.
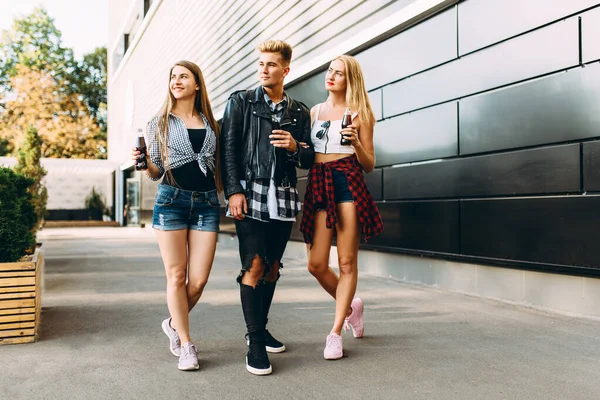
left=263, top=279, right=285, bottom=353
left=240, top=283, right=272, bottom=375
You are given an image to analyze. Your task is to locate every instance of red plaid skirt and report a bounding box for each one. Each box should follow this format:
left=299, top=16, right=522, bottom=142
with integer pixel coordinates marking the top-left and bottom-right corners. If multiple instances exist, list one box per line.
left=299, top=154, right=383, bottom=244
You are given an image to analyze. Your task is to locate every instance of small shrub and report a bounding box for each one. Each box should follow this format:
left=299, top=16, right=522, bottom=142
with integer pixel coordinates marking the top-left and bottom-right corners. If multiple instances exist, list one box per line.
left=0, top=168, right=37, bottom=262
left=85, top=187, right=106, bottom=220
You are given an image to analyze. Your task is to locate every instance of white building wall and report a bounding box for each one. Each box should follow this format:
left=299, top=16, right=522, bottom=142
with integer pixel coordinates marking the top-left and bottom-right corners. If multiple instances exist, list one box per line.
left=0, top=158, right=116, bottom=210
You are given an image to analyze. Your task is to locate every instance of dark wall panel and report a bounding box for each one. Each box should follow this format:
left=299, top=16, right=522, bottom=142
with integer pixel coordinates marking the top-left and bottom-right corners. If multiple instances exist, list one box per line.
left=364, top=169, right=382, bottom=201
left=582, top=6, right=600, bottom=62
left=458, top=0, right=599, bottom=55
left=460, top=64, right=600, bottom=155
left=285, top=70, right=327, bottom=109
left=384, top=18, right=578, bottom=116
left=367, top=201, right=459, bottom=253
left=356, top=7, right=457, bottom=90
left=461, top=196, right=600, bottom=268
left=384, top=144, right=580, bottom=200
left=374, top=102, right=458, bottom=167
left=583, top=141, right=600, bottom=191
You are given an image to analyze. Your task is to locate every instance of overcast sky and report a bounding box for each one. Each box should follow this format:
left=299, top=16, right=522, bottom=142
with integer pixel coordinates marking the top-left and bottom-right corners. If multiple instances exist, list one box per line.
left=0, top=0, right=108, bottom=58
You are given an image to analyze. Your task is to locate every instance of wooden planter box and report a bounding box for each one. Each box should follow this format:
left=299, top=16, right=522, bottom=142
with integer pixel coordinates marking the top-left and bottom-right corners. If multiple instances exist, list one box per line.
left=0, top=249, right=44, bottom=344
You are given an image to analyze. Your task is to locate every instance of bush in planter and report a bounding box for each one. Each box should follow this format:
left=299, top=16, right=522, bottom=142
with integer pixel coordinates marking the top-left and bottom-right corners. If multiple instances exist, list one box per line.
left=85, top=187, right=106, bottom=220
left=14, top=125, right=48, bottom=231
left=0, top=167, right=37, bottom=262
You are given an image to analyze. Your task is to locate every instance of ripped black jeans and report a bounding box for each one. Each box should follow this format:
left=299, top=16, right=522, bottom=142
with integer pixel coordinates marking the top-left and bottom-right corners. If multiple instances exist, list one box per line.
left=234, top=217, right=293, bottom=280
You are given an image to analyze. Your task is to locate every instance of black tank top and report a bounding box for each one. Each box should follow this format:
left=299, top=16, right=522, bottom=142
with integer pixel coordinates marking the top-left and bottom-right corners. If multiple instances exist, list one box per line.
left=162, top=128, right=216, bottom=192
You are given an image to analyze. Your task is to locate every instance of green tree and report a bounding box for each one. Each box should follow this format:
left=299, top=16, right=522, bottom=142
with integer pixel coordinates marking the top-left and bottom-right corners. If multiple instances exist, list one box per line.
left=0, top=7, right=107, bottom=158
left=14, top=125, right=48, bottom=230
left=0, top=65, right=107, bottom=159
left=0, top=7, right=75, bottom=94
left=0, top=167, right=36, bottom=261
left=72, top=47, right=108, bottom=132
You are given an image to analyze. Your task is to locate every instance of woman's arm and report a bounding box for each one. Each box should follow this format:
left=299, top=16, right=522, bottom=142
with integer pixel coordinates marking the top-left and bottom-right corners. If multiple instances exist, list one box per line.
left=342, top=118, right=375, bottom=173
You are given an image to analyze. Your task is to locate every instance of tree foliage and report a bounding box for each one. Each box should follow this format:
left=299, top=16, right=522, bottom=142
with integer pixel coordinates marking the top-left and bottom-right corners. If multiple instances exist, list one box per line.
left=85, top=187, right=107, bottom=220
left=0, top=65, right=106, bottom=159
left=14, top=125, right=48, bottom=232
left=0, top=7, right=75, bottom=94
left=72, top=46, right=108, bottom=132
left=0, top=7, right=108, bottom=158
left=0, top=167, right=37, bottom=262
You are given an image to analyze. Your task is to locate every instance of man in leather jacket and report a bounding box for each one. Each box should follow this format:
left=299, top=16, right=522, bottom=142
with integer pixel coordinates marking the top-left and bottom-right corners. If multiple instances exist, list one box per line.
left=220, top=39, right=314, bottom=375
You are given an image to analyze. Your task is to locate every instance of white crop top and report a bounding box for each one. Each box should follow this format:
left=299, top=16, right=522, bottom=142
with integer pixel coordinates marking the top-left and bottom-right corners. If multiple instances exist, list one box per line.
left=310, top=104, right=356, bottom=155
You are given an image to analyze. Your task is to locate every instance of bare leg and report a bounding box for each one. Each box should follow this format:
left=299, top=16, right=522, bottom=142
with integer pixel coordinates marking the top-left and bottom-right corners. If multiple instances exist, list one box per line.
left=242, top=256, right=265, bottom=288
left=155, top=229, right=193, bottom=344
left=307, top=211, right=338, bottom=298
left=330, top=203, right=360, bottom=336
left=186, top=230, right=217, bottom=311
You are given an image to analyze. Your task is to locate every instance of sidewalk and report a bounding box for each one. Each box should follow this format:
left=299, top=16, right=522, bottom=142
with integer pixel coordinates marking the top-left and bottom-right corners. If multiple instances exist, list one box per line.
left=2, top=227, right=600, bottom=400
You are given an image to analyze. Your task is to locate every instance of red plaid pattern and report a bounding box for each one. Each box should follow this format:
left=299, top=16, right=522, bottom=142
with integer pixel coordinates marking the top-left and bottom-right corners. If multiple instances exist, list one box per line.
left=299, top=154, right=383, bottom=244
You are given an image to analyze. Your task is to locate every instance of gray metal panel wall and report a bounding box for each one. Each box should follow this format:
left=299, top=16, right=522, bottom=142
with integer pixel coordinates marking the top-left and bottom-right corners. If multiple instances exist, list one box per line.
left=285, top=71, right=327, bottom=109
left=355, top=6, right=457, bottom=90
left=582, top=6, right=600, bottom=62
left=459, top=63, right=600, bottom=155
left=383, top=18, right=579, bottom=117
left=458, top=0, right=600, bottom=55
left=382, top=144, right=581, bottom=200
left=373, top=102, right=457, bottom=167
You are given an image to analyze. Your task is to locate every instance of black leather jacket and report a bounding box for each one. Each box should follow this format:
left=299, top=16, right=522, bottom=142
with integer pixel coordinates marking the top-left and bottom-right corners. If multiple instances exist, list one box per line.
left=220, top=86, right=314, bottom=199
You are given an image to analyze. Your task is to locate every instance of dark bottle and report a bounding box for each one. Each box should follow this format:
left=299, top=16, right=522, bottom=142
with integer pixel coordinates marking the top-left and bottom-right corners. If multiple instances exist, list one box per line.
left=340, top=108, right=352, bottom=146
left=271, top=114, right=280, bottom=131
left=135, top=129, right=148, bottom=171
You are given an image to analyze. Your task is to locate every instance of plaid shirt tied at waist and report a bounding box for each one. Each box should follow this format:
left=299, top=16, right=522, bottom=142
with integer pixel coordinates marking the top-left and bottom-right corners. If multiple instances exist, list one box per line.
left=299, top=154, right=383, bottom=244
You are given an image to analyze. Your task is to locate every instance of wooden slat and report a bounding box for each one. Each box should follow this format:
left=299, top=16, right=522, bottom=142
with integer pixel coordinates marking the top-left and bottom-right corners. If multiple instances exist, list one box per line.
left=0, top=271, right=36, bottom=278
left=0, top=321, right=35, bottom=330
left=0, top=286, right=35, bottom=294
left=0, top=336, right=35, bottom=344
left=0, top=285, right=35, bottom=294
left=34, top=252, right=43, bottom=338
left=0, top=307, right=35, bottom=316
left=0, top=277, right=35, bottom=287
left=0, top=313, right=35, bottom=324
left=0, top=261, right=34, bottom=272
left=0, top=299, right=35, bottom=310
left=0, top=328, right=35, bottom=338
left=0, top=292, right=35, bottom=300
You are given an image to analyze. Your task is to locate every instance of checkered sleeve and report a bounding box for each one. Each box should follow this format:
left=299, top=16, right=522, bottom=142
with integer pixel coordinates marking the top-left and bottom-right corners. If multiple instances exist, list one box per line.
left=147, top=117, right=165, bottom=181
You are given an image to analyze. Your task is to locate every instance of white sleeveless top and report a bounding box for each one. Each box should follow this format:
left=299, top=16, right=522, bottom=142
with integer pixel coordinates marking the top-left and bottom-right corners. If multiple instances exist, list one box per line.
left=310, top=103, right=356, bottom=155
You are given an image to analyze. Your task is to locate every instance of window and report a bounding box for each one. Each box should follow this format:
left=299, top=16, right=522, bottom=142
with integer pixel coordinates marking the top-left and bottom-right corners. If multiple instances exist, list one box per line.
left=143, top=0, right=153, bottom=16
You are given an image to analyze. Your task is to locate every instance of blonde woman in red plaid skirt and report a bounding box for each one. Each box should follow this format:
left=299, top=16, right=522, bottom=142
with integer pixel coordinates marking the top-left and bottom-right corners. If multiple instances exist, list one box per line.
left=299, top=55, right=383, bottom=360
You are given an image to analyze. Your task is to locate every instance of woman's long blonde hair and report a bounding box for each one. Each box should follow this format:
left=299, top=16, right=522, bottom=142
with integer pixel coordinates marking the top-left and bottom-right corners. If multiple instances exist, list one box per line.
left=156, top=60, right=223, bottom=193
left=334, top=55, right=376, bottom=128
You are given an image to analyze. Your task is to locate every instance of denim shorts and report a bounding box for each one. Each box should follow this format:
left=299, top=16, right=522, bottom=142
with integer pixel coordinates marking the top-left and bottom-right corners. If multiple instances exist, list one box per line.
left=152, top=184, right=220, bottom=232
left=331, top=168, right=353, bottom=203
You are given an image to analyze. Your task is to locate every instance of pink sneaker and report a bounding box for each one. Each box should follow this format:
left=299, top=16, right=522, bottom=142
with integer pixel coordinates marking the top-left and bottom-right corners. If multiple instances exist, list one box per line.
left=324, top=333, right=343, bottom=360
left=344, top=298, right=364, bottom=338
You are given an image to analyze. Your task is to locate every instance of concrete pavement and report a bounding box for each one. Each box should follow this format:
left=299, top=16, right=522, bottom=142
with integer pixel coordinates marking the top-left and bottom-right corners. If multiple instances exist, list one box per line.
left=2, top=227, right=600, bottom=400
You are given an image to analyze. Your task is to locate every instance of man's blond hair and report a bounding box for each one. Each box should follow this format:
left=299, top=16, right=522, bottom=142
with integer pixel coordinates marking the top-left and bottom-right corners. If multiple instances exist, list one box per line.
left=257, top=40, right=293, bottom=66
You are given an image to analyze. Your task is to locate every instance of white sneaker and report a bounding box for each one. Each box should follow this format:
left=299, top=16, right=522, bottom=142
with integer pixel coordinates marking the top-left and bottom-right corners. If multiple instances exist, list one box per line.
left=178, top=342, right=199, bottom=371
left=161, top=318, right=181, bottom=357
